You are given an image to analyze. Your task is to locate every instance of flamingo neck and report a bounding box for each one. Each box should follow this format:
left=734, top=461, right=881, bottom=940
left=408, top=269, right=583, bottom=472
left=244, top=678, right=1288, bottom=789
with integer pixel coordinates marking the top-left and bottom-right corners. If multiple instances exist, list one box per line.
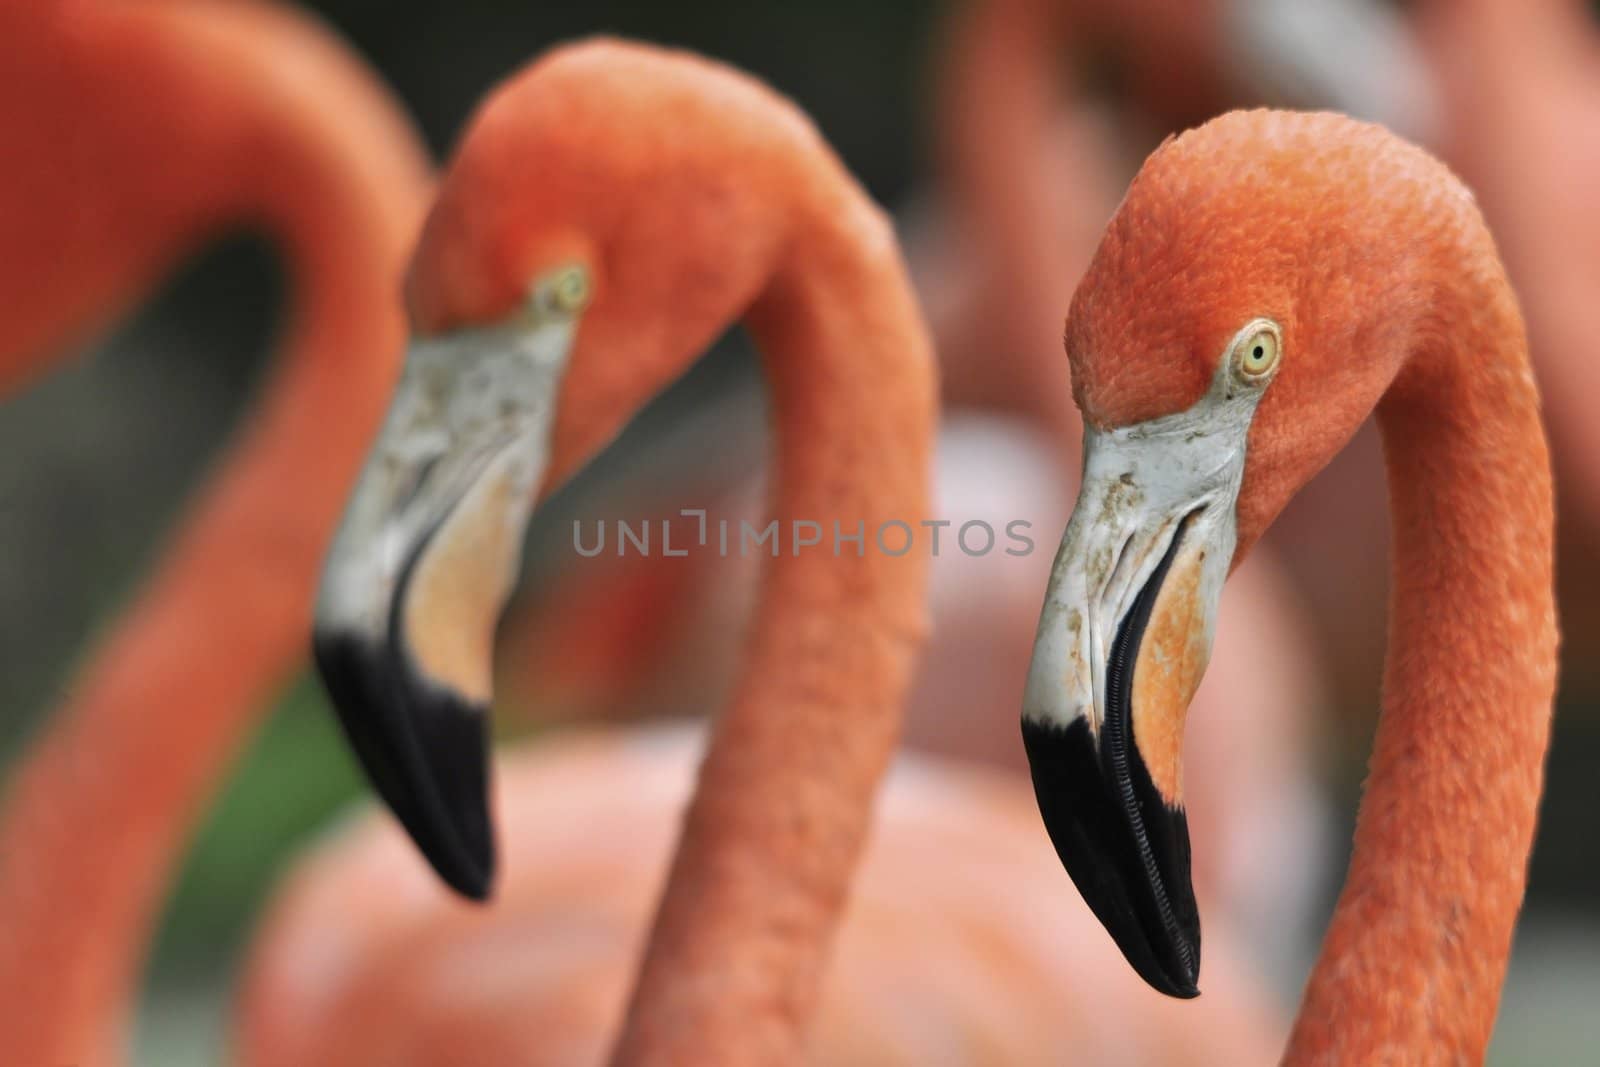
left=1286, top=268, right=1556, bottom=1061
left=0, top=9, right=428, bottom=1063
left=611, top=186, right=937, bottom=1064
left=936, top=0, right=1088, bottom=437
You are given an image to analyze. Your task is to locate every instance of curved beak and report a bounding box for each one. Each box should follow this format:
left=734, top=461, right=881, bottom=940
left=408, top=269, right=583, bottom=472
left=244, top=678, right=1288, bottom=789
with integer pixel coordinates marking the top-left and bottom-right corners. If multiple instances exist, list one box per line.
left=1022, top=404, right=1251, bottom=998
left=312, top=311, right=577, bottom=899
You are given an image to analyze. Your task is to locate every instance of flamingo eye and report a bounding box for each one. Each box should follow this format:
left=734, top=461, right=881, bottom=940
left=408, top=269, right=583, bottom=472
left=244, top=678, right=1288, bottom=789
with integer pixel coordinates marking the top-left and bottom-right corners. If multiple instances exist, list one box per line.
left=546, top=266, right=592, bottom=314
left=1234, top=321, right=1281, bottom=380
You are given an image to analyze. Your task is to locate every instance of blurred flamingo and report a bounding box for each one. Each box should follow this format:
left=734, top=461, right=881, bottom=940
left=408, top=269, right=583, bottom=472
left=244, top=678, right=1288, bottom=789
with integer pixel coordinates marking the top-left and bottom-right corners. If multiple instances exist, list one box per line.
left=238, top=725, right=1285, bottom=1066
left=0, top=2, right=431, bottom=1062
left=1427, top=0, right=1600, bottom=524
left=1412, top=0, right=1600, bottom=654
left=300, top=39, right=1292, bottom=1064
left=1017, top=109, right=1554, bottom=1060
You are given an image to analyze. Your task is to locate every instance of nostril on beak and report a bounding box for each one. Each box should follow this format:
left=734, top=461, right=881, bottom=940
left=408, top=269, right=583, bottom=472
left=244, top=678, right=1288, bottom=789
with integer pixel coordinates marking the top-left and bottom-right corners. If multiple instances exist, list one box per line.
left=1105, top=532, right=1137, bottom=603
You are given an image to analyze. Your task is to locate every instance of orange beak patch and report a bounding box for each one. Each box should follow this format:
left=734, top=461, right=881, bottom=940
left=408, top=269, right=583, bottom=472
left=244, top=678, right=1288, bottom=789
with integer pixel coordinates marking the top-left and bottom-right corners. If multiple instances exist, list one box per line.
left=1130, top=545, right=1212, bottom=807
left=401, top=450, right=530, bottom=704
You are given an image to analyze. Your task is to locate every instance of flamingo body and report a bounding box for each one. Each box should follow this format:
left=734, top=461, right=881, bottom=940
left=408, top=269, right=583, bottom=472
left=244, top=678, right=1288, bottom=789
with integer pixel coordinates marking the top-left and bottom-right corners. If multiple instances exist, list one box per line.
left=238, top=727, right=1286, bottom=1067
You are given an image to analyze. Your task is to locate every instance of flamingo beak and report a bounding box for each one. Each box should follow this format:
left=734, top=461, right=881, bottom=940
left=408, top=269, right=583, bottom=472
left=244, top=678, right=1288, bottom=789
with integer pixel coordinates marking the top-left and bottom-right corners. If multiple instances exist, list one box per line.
left=1022, top=411, right=1248, bottom=998
left=311, top=309, right=578, bottom=900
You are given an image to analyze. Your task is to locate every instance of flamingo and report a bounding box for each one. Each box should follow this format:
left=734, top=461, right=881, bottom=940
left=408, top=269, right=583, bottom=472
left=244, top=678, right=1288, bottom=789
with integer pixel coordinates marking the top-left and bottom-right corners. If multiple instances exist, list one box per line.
left=1413, top=0, right=1600, bottom=524
left=299, top=39, right=1296, bottom=1064
left=1021, top=109, right=1556, bottom=1059
left=855, top=0, right=1341, bottom=943
left=0, top=2, right=432, bottom=1062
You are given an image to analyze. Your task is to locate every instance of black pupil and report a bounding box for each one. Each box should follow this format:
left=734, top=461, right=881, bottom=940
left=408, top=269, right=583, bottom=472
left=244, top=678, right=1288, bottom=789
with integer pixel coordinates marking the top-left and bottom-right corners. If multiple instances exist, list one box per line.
left=1252, top=345, right=1264, bottom=359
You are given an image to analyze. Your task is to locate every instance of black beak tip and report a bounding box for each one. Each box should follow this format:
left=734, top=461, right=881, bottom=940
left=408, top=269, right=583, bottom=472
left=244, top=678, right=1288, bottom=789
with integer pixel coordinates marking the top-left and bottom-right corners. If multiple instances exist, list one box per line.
left=440, top=845, right=495, bottom=903
left=1021, top=716, right=1201, bottom=999
left=1148, top=955, right=1201, bottom=1001
left=312, top=626, right=498, bottom=902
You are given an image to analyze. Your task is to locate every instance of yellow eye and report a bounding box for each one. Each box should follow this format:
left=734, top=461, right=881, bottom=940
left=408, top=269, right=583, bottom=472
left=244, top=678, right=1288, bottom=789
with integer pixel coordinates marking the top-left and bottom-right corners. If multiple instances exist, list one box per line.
left=548, top=267, right=591, bottom=314
left=1237, top=324, right=1280, bottom=379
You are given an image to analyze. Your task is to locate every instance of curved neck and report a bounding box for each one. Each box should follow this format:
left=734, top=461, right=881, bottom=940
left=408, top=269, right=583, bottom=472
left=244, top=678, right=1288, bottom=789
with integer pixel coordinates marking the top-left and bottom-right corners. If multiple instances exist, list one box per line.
left=1286, top=268, right=1556, bottom=1060
left=0, top=6, right=429, bottom=1063
left=1416, top=0, right=1582, bottom=118
left=935, top=0, right=1093, bottom=439
left=611, top=189, right=937, bottom=1063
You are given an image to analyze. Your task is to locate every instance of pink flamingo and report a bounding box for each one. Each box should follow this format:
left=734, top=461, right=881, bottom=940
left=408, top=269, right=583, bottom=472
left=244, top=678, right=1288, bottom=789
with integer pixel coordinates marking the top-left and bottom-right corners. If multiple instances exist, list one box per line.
left=1415, top=0, right=1600, bottom=524
left=1021, top=108, right=1555, bottom=1060
left=0, top=2, right=431, bottom=1062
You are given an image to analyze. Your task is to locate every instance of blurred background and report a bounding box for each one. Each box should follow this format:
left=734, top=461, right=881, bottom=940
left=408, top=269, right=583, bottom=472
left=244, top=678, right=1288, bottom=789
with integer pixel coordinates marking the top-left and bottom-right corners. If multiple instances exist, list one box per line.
left=3, top=0, right=1598, bottom=1063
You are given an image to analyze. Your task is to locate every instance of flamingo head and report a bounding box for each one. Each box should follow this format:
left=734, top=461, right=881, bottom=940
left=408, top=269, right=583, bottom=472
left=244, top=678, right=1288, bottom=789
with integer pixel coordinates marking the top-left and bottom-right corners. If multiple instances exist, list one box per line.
left=1023, top=109, right=1465, bottom=996
left=310, top=39, right=823, bottom=898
